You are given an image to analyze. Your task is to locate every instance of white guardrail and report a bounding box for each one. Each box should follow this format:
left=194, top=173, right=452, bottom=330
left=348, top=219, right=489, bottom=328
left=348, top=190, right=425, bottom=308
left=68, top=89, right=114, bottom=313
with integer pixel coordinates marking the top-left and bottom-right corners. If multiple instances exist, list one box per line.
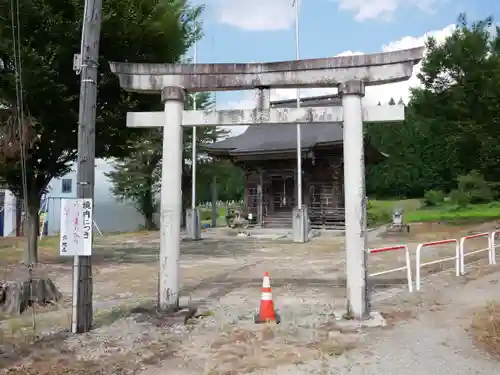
left=367, top=230, right=500, bottom=293
left=489, top=230, right=500, bottom=266
left=415, top=238, right=460, bottom=291
left=459, top=232, right=491, bottom=274
left=367, top=245, right=413, bottom=292
left=408, top=229, right=499, bottom=291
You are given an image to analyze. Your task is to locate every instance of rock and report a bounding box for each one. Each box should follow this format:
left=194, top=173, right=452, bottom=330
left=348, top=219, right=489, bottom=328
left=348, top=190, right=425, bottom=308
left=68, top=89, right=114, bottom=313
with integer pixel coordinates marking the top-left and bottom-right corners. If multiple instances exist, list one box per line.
left=0, top=266, right=63, bottom=316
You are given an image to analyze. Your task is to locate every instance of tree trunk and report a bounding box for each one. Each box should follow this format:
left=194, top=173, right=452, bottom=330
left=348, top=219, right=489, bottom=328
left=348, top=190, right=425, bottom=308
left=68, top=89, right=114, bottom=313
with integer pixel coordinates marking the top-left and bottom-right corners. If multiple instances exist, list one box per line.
left=140, top=184, right=158, bottom=231
left=181, top=194, right=188, bottom=228
left=15, top=198, right=22, bottom=236
left=23, top=193, right=40, bottom=265
left=144, top=211, right=157, bottom=230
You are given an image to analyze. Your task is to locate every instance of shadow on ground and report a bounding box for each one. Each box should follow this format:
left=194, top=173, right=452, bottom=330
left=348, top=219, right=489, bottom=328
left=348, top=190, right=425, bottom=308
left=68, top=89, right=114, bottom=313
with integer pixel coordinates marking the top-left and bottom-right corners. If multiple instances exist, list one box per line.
left=35, top=239, right=254, bottom=266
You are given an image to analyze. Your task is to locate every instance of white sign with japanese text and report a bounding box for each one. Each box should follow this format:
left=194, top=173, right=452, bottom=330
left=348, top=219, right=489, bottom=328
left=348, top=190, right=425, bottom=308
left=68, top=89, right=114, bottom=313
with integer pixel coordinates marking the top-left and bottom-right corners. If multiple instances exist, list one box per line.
left=59, top=198, right=93, bottom=256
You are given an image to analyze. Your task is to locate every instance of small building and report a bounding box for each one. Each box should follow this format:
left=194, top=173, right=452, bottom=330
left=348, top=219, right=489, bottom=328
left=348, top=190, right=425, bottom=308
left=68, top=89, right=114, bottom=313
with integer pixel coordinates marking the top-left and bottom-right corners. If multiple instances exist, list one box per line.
left=204, top=95, right=386, bottom=229
left=1, top=159, right=145, bottom=237
left=43, top=159, right=145, bottom=235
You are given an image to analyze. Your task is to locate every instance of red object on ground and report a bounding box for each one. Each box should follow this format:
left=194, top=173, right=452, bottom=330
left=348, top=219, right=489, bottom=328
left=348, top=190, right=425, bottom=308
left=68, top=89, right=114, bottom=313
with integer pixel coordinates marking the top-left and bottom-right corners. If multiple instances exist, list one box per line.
left=258, top=271, right=277, bottom=322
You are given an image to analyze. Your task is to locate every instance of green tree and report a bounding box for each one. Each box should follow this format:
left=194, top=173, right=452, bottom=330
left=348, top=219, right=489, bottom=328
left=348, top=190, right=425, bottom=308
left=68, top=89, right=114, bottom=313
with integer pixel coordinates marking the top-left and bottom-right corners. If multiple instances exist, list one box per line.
left=366, top=14, right=500, bottom=199
left=412, top=14, right=500, bottom=182
left=105, top=135, right=162, bottom=230
left=0, top=0, right=203, bottom=262
left=196, top=159, right=245, bottom=202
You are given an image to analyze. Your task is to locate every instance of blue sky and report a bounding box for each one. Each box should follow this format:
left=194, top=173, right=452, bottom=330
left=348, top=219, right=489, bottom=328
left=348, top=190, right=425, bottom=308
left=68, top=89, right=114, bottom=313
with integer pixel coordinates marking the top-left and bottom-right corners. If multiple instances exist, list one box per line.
left=190, top=0, right=499, bottom=113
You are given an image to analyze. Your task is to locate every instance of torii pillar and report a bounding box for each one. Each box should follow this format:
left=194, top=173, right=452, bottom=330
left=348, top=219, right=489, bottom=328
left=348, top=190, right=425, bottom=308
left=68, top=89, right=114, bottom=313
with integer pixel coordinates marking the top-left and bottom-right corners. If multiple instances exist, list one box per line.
left=339, top=80, right=369, bottom=317
left=157, top=87, right=184, bottom=309
left=110, top=47, right=424, bottom=318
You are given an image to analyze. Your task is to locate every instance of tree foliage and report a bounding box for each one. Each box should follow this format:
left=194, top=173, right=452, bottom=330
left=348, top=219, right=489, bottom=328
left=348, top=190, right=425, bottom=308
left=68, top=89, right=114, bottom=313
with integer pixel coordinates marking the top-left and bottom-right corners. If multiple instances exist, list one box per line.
left=105, top=137, right=162, bottom=230
left=366, top=14, right=500, bottom=199
left=0, top=0, right=203, bottom=261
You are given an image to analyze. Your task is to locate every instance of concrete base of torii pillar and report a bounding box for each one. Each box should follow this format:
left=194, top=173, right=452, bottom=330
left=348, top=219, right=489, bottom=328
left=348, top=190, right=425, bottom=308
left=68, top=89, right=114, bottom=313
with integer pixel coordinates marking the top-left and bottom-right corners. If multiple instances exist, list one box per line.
left=186, top=209, right=201, bottom=240
left=292, top=206, right=309, bottom=243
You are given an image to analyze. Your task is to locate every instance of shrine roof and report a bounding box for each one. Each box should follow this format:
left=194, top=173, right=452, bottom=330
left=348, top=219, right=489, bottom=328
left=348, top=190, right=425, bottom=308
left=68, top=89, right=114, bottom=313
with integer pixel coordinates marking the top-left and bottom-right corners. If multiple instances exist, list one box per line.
left=204, top=95, right=367, bottom=156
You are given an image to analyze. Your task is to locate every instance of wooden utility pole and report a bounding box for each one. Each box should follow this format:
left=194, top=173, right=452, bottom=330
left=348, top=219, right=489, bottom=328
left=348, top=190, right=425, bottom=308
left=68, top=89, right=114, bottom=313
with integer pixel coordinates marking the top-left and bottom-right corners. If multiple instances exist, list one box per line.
left=73, top=0, right=103, bottom=333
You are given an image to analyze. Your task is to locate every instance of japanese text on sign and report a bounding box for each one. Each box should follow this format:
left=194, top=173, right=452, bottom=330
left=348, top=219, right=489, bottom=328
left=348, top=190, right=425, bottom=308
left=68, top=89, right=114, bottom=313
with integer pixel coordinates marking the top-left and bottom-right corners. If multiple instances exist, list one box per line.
left=59, top=198, right=93, bottom=256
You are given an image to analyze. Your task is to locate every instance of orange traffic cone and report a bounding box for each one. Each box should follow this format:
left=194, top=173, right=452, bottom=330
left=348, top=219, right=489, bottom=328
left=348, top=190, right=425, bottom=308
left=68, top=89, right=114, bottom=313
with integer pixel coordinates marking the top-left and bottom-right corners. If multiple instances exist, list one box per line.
left=255, top=272, right=280, bottom=324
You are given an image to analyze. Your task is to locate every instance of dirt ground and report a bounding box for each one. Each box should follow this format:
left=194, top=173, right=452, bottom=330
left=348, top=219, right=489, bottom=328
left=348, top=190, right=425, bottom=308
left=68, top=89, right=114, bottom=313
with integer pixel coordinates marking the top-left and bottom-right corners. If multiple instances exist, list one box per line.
left=0, top=221, right=499, bottom=374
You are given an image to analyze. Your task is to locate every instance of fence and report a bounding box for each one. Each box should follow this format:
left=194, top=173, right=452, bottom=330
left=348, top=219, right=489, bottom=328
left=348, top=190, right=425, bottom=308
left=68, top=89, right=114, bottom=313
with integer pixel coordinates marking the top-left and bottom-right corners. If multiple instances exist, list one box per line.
left=415, top=239, right=459, bottom=291
left=410, top=230, right=500, bottom=291
left=367, top=245, right=412, bottom=292
left=197, top=200, right=243, bottom=210
left=309, top=184, right=345, bottom=230
left=490, top=230, right=500, bottom=265
left=459, top=232, right=491, bottom=274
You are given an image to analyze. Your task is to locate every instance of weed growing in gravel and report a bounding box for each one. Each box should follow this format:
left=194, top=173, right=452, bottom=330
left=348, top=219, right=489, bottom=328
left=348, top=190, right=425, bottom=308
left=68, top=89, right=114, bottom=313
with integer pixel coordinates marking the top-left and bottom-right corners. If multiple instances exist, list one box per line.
left=470, top=301, right=500, bottom=358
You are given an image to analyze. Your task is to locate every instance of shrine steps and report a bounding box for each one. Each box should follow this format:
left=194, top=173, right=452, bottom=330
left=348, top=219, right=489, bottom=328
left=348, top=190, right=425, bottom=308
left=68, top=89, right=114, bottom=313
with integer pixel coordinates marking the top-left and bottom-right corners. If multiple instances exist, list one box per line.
left=263, top=210, right=293, bottom=229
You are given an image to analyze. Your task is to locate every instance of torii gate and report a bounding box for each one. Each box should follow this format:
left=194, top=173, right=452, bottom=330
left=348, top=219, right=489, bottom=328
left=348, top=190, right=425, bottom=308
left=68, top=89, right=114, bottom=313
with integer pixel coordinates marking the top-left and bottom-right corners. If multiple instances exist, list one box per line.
left=110, top=47, right=423, bottom=320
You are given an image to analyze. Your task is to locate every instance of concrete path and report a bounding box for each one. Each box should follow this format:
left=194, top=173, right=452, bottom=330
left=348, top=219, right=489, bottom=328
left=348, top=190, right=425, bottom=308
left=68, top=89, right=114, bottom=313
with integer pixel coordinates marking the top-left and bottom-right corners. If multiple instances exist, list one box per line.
left=259, top=268, right=500, bottom=375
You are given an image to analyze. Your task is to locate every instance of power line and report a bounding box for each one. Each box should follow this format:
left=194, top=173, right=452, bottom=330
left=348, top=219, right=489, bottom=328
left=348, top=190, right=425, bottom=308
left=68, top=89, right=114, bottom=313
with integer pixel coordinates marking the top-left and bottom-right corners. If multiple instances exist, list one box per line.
left=9, top=0, right=36, bottom=331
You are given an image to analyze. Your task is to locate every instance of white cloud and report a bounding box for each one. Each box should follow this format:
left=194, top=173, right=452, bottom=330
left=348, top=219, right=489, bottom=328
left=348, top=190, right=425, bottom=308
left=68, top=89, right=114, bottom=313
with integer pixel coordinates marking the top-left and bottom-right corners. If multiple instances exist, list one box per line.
left=220, top=23, right=456, bottom=136
left=216, top=0, right=295, bottom=31
left=337, top=0, right=441, bottom=22
left=215, top=0, right=444, bottom=31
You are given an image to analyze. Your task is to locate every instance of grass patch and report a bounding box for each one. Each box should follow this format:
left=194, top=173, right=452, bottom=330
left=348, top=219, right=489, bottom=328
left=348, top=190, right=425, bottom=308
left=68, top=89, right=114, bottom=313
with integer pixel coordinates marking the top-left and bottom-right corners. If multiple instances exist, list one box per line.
left=470, top=301, right=500, bottom=358
left=368, top=199, right=500, bottom=225
left=406, top=202, right=500, bottom=223
left=368, top=199, right=421, bottom=227
left=199, top=206, right=229, bottom=227
left=0, top=236, right=60, bottom=264
left=93, top=306, right=133, bottom=328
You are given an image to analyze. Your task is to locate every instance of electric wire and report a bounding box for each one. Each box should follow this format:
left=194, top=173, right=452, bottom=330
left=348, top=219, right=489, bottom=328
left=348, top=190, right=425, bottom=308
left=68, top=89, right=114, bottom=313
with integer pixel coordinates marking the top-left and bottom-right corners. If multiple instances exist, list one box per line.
left=9, top=0, right=36, bottom=332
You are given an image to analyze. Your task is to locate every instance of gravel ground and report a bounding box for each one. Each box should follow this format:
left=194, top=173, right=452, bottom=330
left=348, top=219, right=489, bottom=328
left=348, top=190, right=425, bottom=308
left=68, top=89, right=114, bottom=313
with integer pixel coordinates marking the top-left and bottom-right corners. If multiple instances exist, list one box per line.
left=247, top=266, right=500, bottom=375
left=2, top=223, right=499, bottom=374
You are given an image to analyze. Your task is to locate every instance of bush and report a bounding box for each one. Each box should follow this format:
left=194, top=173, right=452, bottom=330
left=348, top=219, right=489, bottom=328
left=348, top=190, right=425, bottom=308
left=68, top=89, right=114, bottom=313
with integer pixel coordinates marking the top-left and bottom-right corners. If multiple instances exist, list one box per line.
left=366, top=199, right=373, bottom=210
left=199, top=210, right=212, bottom=221
left=449, top=189, right=470, bottom=208
left=457, top=171, right=493, bottom=204
left=423, top=190, right=445, bottom=207
left=367, top=207, right=391, bottom=227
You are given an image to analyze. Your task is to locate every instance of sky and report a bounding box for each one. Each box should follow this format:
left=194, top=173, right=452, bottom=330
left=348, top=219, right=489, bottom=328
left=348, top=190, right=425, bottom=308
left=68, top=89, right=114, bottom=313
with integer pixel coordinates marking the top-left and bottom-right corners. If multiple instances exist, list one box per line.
left=190, top=0, right=500, bottom=134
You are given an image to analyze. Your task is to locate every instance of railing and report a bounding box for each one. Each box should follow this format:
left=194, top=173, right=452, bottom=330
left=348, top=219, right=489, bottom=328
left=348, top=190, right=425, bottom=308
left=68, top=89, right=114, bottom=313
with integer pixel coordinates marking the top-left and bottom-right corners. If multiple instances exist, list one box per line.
left=367, top=229, right=500, bottom=293
left=490, top=230, right=500, bottom=265
left=309, top=207, right=345, bottom=230
left=459, top=232, right=491, bottom=274
left=367, top=245, right=413, bottom=292
left=415, top=239, right=459, bottom=291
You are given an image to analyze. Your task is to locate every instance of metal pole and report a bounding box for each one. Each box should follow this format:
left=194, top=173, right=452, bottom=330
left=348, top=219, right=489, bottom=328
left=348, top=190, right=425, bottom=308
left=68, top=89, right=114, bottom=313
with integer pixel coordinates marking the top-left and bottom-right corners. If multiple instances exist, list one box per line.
left=191, top=43, right=197, bottom=212
left=293, top=0, right=302, bottom=209
left=73, top=0, right=102, bottom=333
left=211, top=176, right=217, bottom=228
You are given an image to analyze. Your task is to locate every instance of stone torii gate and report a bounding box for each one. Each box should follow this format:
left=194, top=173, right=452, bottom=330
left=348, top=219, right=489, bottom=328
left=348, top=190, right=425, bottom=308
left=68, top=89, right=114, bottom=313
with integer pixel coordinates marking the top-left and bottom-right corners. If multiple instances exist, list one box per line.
left=110, top=47, right=423, bottom=320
